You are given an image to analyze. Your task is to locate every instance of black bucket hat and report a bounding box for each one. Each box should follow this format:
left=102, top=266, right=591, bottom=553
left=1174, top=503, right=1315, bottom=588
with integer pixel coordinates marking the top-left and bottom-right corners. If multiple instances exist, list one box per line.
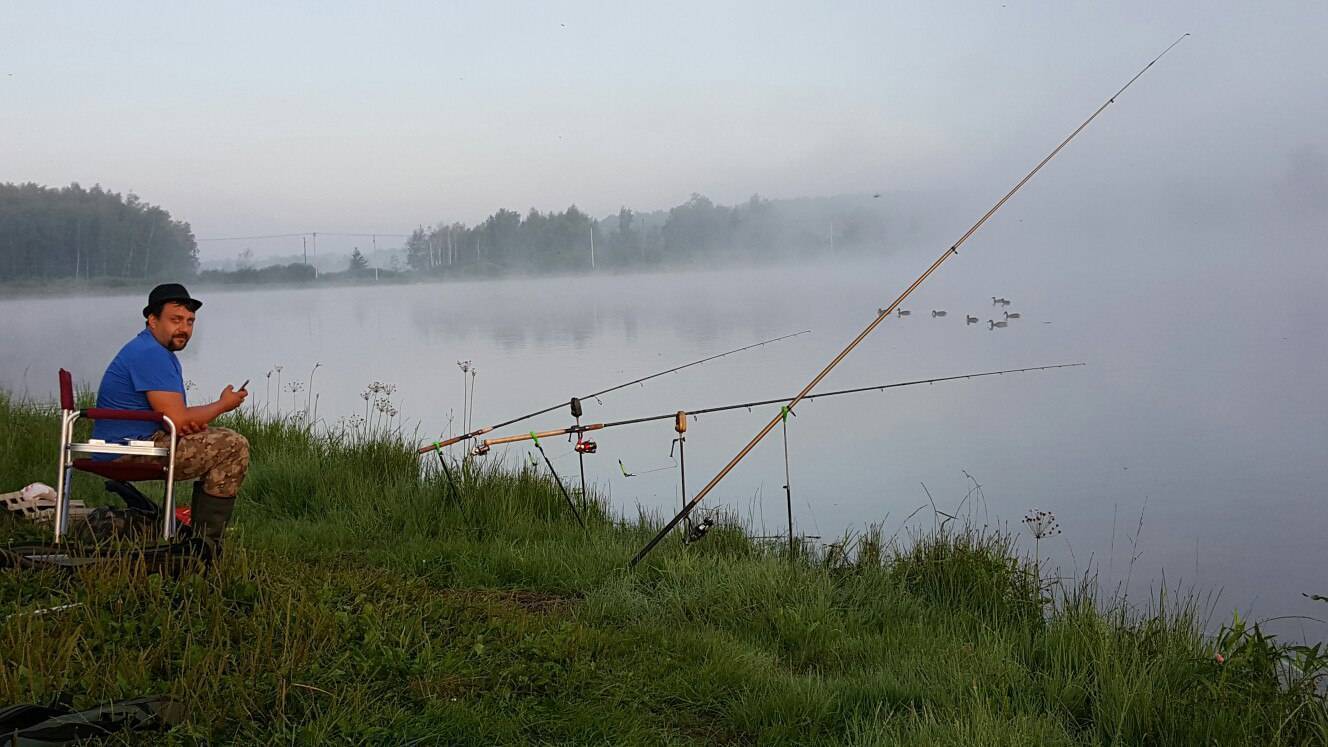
left=143, top=283, right=203, bottom=318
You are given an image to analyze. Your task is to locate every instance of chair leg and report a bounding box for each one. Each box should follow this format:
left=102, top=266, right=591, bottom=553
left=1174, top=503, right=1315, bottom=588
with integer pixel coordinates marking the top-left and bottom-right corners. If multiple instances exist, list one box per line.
left=163, top=429, right=178, bottom=541
left=162, top=478, right=176, bottom=541
left=54, top=413, right=73, bottom=544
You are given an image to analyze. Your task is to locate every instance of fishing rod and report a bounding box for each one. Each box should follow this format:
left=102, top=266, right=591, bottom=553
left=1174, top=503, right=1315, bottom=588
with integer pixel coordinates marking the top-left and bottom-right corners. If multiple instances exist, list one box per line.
left=629, top=34, right=1189, bottom=567
left=417, top=329, right=812, bottom=455
left=462, top=363, right=1083, bottom=450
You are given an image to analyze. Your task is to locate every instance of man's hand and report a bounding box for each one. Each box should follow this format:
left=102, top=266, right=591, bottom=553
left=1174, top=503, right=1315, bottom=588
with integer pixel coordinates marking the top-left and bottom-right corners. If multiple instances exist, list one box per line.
left=219, top=385, right=248, bottom=413
left=180, top=420, right=208, bottom=435
left=147, top=386, right=246, bottom=436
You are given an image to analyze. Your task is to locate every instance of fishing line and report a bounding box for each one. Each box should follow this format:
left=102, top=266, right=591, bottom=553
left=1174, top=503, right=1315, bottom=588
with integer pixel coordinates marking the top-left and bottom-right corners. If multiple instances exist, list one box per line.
left=630, top=34, right=1189, bottom=567
left=618, top=458, right=676, bottom=478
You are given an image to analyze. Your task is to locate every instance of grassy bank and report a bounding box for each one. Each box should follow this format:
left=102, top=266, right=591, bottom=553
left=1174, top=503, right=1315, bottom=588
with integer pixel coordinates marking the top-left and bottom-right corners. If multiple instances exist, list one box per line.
left=2, top=393, right=1325, bottom=744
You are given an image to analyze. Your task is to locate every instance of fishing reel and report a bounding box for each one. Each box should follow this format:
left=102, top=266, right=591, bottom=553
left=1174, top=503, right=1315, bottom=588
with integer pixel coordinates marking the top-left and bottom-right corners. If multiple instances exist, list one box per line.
left=574, top=438, right=597, bottom=454
left=470, top=442, right=491, bottom=457
left=683, top=516, right=716, bottom=545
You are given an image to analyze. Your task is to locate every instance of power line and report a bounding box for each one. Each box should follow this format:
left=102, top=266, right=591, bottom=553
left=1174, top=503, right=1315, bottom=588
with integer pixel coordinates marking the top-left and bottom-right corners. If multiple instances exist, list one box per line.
left=196, top=232, right=311, bottom=242
left=197, top=231, right=413, bottom=242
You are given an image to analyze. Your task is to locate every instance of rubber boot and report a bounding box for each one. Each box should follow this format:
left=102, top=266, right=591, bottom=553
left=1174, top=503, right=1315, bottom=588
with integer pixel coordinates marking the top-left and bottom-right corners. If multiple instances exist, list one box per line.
left=190, top=482, right=236, bottom=543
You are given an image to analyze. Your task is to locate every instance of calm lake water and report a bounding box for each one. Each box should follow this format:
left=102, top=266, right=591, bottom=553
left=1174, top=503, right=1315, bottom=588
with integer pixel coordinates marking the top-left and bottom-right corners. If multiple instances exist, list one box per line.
left=3, top=222, right=1325, bottom=638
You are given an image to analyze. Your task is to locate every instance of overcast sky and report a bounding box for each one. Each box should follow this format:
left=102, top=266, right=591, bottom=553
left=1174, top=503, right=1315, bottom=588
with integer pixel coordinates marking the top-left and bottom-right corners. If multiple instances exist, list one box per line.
left=3, top=2, right=1324, bottom=259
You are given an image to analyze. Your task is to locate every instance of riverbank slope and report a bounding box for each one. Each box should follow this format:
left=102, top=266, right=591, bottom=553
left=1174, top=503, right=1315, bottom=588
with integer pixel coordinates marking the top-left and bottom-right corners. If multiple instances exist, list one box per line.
left=2, top=394, right=1324, bottom=744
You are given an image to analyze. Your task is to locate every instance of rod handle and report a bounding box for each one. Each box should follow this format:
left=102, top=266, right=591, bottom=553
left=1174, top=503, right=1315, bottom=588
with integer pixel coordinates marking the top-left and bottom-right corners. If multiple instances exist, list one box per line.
left=417, top=426, right=492, bottom=454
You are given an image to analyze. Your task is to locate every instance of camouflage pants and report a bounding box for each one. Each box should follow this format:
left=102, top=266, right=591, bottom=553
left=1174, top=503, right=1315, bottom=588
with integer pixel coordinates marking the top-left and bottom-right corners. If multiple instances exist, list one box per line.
left=118, top=427, right=250, bottom=497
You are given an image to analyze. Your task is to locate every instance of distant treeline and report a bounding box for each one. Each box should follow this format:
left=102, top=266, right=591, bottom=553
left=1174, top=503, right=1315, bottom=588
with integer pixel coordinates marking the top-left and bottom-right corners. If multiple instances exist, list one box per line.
left=1, top=182, right=891, bottom=285
left=0, top=182, right=197, bottom=281
left=196, top=251, right=405, bottom=285
left=198, top=262, right=316, bottom=285
left=405, top=193, right=888, bottom=275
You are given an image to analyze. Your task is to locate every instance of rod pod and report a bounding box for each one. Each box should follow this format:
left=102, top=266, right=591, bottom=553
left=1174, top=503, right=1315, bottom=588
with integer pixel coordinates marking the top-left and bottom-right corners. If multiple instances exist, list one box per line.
left=419, top=330, right=812, bottom=455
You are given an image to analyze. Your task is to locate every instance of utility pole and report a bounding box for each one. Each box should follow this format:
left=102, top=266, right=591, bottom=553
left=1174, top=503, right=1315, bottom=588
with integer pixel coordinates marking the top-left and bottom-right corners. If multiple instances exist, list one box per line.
left=312, top=232, right=319, bottom=278
left=302, top=236, right=308, bottom=266
left=589, top=221, right=596, bottom=270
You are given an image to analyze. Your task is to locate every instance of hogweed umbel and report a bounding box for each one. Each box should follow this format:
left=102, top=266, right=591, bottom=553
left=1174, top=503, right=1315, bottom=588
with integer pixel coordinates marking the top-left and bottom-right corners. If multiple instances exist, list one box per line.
left=1023, top=508, right=1062, bottom=589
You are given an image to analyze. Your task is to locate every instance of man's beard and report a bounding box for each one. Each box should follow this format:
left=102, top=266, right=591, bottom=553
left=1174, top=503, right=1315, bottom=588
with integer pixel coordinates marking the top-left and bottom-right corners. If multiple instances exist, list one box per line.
left=169, top=336, right=189, bottom=351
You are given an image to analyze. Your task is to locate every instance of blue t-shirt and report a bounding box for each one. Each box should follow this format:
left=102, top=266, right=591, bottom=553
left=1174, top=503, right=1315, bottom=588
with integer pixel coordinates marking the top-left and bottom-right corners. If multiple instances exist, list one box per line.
left=91, top=328, right=187, bottom=445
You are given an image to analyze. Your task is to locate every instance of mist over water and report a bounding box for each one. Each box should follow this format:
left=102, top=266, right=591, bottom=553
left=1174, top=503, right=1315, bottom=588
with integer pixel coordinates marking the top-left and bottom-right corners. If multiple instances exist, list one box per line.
left=3, top=211, right=1324, bottom=638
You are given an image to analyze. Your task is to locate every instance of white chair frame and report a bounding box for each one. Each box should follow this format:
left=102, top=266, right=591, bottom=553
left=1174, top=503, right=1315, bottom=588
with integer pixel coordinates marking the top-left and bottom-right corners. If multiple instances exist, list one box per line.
left=54, top=410, right=178, bottom=543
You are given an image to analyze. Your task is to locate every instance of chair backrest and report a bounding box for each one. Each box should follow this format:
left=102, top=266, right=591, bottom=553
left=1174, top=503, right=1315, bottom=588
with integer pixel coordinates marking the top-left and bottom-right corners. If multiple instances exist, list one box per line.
left=58, top=369, right=75, bottom=411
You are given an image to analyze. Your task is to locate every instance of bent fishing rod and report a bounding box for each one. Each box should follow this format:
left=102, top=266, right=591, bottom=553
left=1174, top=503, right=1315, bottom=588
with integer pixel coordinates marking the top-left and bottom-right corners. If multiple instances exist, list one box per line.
left=417, top=329, right=811, bottom=455
left=463, top=363, right=1083, bottom=451
left=629, top=34, right=1190, bottom=567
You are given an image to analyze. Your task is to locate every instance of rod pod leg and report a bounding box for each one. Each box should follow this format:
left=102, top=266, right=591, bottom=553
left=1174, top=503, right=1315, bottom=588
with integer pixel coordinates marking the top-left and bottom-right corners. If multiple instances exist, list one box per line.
left=781, top=413, right=795, bottom=561
left=571, top=398, right=588, bottom=514
left=534, top=437, right=586, bottom=529
left=674, top=411, right=690, bottom=537
left=436, top=450, right=462, bottom=505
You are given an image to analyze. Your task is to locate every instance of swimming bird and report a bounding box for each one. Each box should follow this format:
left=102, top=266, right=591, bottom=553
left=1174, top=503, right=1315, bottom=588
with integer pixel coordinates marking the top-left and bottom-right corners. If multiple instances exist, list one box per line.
left=896, top=309, right=911, bottom=317
left=1004, top=311, right=1021, bottom=320
left=988, top=320, right=1008, bottom=330
left=931, top=310, right=947, bottom=318
left=992, top=297, right=1011, bottom=306
left=966, top=315, right=979, bottom=325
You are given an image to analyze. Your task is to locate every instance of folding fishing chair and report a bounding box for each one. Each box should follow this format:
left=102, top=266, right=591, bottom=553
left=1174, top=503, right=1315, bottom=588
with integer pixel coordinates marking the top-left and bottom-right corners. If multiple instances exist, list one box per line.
left=53, top=369, right=179, bottom=543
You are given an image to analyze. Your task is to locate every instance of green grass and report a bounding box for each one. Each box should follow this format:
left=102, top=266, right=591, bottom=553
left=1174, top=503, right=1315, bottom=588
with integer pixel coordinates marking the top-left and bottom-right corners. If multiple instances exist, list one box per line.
left=2, top=391, right=1325, bottom=744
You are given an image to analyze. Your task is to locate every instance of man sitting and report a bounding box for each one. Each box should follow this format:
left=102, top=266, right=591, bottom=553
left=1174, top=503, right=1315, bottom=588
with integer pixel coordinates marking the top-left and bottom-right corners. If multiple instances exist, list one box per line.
left=92, top=283, right=249, bottom=541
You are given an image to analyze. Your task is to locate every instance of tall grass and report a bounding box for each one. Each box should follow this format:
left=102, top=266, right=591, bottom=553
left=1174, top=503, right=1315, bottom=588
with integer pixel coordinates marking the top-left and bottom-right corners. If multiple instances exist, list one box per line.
left=2, top=392, right=1325, bottom=744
